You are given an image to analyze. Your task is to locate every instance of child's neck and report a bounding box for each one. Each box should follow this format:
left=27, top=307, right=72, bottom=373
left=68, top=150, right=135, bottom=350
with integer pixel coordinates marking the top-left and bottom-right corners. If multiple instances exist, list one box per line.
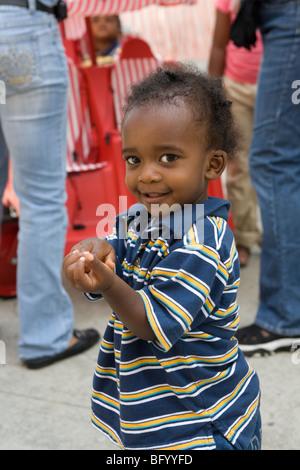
left=94, top=39, right=118, bottom=55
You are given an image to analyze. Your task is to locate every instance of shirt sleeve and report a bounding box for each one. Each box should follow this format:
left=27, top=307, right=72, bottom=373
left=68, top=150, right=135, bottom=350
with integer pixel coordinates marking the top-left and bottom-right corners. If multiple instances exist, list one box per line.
left=137, top=243, right=227, bottom=352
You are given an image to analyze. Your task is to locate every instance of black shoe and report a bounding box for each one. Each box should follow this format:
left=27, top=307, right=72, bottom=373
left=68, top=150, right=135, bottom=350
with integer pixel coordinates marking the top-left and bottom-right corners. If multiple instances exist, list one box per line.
left=236, top=324, right=300, bottom=357
left=23, top=329, right=100, bottom=369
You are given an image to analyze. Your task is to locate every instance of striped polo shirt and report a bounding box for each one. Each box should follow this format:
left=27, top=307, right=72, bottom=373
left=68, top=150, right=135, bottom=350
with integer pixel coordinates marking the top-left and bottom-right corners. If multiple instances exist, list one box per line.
left=87, top=197, right=260, bottom=450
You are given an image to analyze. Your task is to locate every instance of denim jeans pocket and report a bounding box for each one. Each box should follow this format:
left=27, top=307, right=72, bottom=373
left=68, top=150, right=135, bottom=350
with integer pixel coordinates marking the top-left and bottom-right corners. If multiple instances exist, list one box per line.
left=0, top=33, right=42, bottom=93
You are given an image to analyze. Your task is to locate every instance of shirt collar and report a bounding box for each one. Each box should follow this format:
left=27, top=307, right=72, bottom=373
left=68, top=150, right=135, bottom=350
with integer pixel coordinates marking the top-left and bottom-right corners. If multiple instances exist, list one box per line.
left=119, top=197, right=230, bottom=242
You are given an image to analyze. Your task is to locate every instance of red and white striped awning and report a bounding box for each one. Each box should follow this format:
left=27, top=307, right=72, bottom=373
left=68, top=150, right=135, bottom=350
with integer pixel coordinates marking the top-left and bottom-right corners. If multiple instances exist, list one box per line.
left=63, top=0, right=197, bottom=40
left=64, top=0, right=215, bottom=63
left=64, top=0, right=199, bottom=41
left=67, top=0, right=196, bottom=16
left=64, top=0, right=216, bottom=172
left=121, top=1, right=214, bottom=62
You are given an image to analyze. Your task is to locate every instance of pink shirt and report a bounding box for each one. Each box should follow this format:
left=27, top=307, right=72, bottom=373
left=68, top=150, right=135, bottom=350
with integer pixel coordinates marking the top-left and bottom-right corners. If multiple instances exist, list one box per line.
left=215, top=0, right=263, bottom=84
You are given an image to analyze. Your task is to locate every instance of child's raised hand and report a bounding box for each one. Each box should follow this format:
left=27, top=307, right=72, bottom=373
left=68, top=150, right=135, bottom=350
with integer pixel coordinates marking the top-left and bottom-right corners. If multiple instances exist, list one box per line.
left=69, top=237, right=116, bottom=271
left=63, top=238, right=116, bottom=294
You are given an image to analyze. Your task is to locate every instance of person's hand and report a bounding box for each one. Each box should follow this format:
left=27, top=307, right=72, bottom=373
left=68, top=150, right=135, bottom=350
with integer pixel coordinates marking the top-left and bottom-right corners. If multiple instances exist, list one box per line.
left=70, top=237, right=116, bottom=270
left=63, top=238, right=116, bottom=294
left=2, top=184, right=20, bottom=217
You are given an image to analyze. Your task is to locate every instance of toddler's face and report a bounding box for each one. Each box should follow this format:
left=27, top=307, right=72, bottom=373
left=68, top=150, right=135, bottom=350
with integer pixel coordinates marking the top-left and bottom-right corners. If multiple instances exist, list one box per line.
left=122, top=101, right=224, bottom=215
left=90, top=15, right=120, bottom=42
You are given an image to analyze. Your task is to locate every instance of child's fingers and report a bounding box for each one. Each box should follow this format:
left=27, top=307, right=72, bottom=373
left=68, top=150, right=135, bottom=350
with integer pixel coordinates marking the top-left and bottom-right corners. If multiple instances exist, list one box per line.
left=82, top=251, right=94, bottom=262
left=70, top=238, right=97, bottom=254
left=64, top=248, right=115, bottom=292
left=71, top=255, right=92, bottom=290
left=83, top=254, right=115, bottom=291
left=68, top=240, right=116, bottom=274
left=73, top=255, right=87, bottom=278
left=63, top=250, right=82, bottom=272
left=83, top=253, right=106, bottom=275
left=63, top=251, right=91, bottom=288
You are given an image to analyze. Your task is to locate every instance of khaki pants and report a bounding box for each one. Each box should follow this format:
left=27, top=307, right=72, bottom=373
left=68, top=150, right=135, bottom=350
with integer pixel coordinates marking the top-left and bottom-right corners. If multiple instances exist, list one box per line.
left=223, top=75, right=261, bottom=250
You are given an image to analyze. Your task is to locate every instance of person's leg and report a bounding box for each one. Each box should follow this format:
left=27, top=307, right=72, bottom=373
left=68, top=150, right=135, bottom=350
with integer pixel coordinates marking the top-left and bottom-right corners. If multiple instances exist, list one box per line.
left=238, top=0, right=300, bottom=353
left=224, top=76, right=261, bottom=265
left=0, top=12, right=74, bottom=359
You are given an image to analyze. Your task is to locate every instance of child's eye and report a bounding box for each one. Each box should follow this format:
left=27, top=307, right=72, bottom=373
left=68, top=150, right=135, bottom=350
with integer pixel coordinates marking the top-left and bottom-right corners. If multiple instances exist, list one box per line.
left=125, top=156, right=140, bottom=165
left=160, top=154, right=178, bottom=163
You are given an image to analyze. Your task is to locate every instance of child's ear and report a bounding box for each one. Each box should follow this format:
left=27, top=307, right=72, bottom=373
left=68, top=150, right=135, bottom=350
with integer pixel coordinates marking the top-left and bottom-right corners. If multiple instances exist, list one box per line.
left=205, top=150, right=227, bottom=181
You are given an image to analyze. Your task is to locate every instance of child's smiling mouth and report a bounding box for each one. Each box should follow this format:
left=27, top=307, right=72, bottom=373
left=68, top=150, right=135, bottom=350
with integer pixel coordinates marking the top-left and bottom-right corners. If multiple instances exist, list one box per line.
left=140, top=191, right=171, bottom=204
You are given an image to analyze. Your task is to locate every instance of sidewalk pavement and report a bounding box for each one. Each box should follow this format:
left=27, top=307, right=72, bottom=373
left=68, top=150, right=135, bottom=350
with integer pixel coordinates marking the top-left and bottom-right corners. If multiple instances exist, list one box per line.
left=0, top=250, right=299, bottom=450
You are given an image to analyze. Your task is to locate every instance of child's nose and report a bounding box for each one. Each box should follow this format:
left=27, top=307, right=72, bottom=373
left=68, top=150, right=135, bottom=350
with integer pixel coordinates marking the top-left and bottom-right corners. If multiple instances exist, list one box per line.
left=138, top=164, right=161, bottom=183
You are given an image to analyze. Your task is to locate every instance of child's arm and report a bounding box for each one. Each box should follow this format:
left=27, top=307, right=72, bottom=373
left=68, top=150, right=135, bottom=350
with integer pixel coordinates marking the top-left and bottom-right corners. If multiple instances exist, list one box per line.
left=63, top=242, right=156, bottom=342
left=208, top=8, right=231, bottom=78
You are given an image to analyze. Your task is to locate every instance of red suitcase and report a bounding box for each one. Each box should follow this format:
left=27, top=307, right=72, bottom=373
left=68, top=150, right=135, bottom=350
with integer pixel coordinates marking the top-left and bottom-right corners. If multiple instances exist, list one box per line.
left=0, top=211, right=18, bottom=298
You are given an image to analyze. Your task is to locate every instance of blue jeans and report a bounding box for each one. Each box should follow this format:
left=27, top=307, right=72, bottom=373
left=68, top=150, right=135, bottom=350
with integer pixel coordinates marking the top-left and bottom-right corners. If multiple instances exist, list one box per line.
left=250, top=0, right=300, bottom=336
left=0, top=6, right=74, bottom=359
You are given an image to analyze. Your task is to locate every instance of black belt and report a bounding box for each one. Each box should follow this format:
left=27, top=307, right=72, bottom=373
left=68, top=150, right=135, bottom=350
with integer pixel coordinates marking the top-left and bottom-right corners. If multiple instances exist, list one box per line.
left=0, top=0, right=55, bottom=15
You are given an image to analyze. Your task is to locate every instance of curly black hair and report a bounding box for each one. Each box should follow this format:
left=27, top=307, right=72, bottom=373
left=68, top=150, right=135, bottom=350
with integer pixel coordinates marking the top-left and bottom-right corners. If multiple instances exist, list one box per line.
left=122, top=62, right=241, bottom=159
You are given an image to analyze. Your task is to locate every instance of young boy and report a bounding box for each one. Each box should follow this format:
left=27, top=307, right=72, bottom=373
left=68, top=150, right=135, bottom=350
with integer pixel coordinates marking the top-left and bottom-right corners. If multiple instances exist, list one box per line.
left=90, top=15, right=122, bottom=66
left=63, top=63, right=261, bottom=450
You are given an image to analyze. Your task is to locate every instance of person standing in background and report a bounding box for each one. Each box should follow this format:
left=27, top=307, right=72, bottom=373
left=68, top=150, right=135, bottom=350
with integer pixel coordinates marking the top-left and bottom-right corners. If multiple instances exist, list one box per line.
left=208, top=0, right=262, bottom=267
left=81, top=14, right=123, bottom=67
left=236, top=0, right=300, bottom=356
left=0, top=0, right=99, bottom=369
left=90, top=15, right=122, bottom=58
